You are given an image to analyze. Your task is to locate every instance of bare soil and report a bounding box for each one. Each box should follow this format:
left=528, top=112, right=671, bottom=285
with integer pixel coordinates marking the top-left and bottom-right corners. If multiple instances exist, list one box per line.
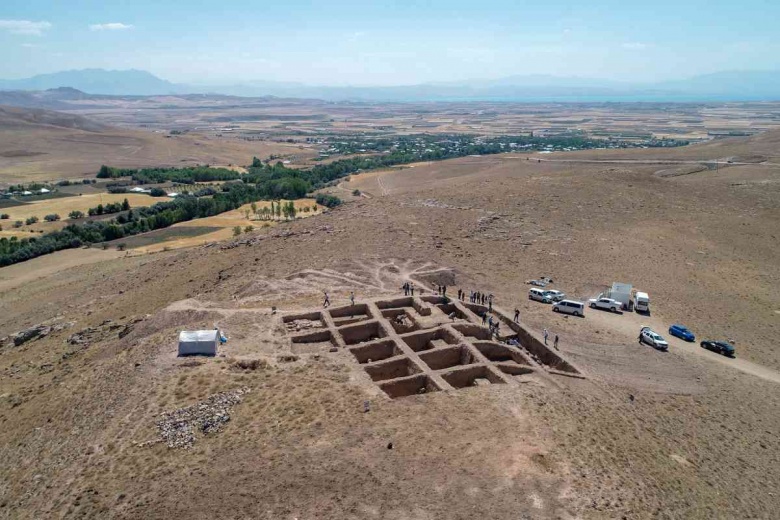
left=0, top=129, right=778, bottom=519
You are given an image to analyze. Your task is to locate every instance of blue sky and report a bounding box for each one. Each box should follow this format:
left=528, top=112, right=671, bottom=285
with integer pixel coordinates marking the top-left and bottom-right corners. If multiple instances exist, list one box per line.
left=1, top=0, right=779, bottom=85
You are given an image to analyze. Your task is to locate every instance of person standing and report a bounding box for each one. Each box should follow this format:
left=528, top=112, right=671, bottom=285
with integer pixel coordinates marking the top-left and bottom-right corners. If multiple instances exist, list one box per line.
left=350, top=291, right=355, bottom=306
left=554, top=334, right=559, bottom=350
left=514, top=308, right=520, bottom=323
left=323, top=291, right=331, bottom=308
left=543, top=328, right=549, bottom=345
left=410, top=283, right=415, bottom=296
left=442, top=285, right=447, bottom=297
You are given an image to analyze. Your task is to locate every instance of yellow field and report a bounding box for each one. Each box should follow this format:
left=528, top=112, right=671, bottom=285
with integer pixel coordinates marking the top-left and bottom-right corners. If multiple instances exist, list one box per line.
left=130, top=199, right=323, bottom=253
left=2, top=193, right=170, bottom=222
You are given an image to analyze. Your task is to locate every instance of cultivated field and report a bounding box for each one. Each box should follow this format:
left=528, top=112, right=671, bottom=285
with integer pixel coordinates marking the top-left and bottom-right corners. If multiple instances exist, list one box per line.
left=123, top=199, right=324, bottom=253
left=0, top=192, right=169, bottom=222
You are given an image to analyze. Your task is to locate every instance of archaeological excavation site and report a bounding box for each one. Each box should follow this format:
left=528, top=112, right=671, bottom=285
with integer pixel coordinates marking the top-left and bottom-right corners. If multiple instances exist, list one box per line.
left=283, top=294, right=584, bottom=399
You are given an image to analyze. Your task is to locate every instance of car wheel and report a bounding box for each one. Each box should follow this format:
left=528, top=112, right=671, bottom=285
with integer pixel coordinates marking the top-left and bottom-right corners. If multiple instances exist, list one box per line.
left=611, top=307, right=618, bottom=313
left=575, top=311, right=581, bottom=317
left=552, top=307, right=559, bottom=313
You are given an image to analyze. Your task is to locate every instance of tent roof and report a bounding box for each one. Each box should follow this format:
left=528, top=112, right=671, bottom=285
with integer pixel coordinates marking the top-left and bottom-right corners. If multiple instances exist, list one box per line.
left=179, top=330, right=218, bottom=342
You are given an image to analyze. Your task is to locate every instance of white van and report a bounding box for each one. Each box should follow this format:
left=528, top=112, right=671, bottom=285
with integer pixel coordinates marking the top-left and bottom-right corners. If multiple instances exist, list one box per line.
left=634, top=292, right=650, bottom=313
left=552, top=299, right=585, bottom=317
left=528, top=288, right=552, bottom=303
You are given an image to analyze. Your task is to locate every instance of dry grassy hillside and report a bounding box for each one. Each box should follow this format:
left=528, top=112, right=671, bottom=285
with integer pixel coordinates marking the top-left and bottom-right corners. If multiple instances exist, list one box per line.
left=0, top=105, right=307, bottom=184
left=0, top=131, right=778, bottom=519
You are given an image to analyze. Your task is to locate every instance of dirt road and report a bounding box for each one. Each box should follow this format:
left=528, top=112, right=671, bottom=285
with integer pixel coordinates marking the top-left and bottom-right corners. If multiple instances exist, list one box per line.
left=528, top=157, right=780, bottom=168
left=585, top=307, right=780, bottom=384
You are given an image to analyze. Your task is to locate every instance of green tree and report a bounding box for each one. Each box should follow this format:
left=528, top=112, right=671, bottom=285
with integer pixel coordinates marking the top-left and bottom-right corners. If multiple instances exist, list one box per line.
left=96, top=204, right=104, bottom=215
left=251, top=202, right=257, bottom=215
left=44, top=214, right=60, bottom=222
left=121, top=198, right=131, bottom=211
left=244, top=225, right=253, bottom=233
left=69, top=210, right=84, bottom=219
left=0, top=213, right=9, bottom=219
left=25, top=216, right=39, bottom=225
left=233, top=226, right=242, bottom=236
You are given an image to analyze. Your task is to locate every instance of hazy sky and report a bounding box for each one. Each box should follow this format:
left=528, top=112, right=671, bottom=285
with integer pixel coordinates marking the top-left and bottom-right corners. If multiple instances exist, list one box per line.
left=1, top=0, right=779, bottom=85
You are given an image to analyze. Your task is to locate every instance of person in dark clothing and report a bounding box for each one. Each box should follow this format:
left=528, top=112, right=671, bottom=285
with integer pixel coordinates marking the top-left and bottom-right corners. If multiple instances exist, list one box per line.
left=323, top=292, right=330, bottom=308
left=442, top=285, right=447, bottom=297
left=514, top=308, right=520, bottom=323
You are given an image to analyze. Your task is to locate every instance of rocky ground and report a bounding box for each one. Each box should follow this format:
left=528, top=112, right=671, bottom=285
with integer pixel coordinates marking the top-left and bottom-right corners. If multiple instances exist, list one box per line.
left=1, top=132, right=779, bottom=519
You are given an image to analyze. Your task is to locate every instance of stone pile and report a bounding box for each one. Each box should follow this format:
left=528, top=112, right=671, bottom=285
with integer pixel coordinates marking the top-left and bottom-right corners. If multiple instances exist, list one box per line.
left=155, top=388, right=249, bottom=449
left=285, top=319, right=323, bottom=332
left=1, top=320, right=73, bottom=348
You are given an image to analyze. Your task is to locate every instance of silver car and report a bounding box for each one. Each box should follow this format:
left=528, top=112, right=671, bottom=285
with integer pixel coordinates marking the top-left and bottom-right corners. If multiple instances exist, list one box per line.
left=544, top=290, right=566, bottom=302
left=639, top=326, right=669, bottom=351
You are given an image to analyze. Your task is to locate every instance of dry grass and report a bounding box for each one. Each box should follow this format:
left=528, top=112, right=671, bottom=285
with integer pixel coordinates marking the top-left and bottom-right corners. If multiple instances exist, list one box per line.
left=1, top=193, right=169, bottom=222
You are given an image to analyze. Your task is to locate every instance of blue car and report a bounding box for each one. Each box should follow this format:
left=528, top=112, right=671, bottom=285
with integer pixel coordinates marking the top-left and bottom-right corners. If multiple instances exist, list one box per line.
left=669, top=324, right=695, bottom=342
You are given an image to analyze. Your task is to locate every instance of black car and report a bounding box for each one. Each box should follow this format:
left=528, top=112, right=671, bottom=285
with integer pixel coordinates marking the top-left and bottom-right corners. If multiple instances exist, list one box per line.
left=700, top=340, right=736, bottom=358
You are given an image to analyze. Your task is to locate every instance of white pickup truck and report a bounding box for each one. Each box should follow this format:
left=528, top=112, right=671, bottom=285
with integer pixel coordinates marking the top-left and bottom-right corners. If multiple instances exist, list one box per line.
left=587, top=297, right=622, bottom=313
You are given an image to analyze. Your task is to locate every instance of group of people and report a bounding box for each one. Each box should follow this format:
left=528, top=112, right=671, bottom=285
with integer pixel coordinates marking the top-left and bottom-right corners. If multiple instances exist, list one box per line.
left=401, top=282, right=416, bottom=296
left=543, top=328, right=560, bottom=350
left=482, top=313, right=501, bottom=337
left=324, top=290, right=356, bottom=308
left=468, top=290, right=494, bottom=310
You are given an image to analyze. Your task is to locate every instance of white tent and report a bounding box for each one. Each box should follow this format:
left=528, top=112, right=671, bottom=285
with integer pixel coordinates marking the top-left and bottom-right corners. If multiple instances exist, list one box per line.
left=608, top=282, right=633, bottom=309
left=178, top=330, right=219, bottom=356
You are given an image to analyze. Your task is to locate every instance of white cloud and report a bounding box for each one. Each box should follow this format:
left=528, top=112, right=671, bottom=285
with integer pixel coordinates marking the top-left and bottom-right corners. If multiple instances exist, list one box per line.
left=622, top=42, right=649, bottom=50
left=89, top=22, right=134, bottom=31
left=0, top=20, right=52, bottom=36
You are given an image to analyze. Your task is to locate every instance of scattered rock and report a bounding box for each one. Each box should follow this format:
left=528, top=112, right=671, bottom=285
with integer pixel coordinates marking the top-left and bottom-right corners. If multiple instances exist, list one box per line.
left=155, top=388, right=249, bottom=449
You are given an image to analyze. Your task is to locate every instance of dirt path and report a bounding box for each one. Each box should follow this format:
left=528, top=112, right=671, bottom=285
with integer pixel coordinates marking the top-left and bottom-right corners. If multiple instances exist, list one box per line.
left=528, top=157, right=780, bottom=168
left=585, top=307, right=780, bottom=384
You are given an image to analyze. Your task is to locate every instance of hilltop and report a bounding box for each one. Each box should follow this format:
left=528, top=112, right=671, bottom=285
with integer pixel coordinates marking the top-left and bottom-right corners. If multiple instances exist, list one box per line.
left=0, top=129, right=778, bottom=518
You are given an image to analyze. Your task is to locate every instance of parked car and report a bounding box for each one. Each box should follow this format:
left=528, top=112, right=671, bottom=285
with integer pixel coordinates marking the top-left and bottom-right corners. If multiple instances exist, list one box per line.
left=552, top=299, right=585, bottom=317
left=639, top=326, right=668, bottom=351
left=529, top=288, right=552, bottom=303
left=669, top=324, right=695, bottom=342
left=544, top=290, right=566, bottom=302
left=700, top=340, right=736, bottom=358
left=588, top=297, right=621, bottom=312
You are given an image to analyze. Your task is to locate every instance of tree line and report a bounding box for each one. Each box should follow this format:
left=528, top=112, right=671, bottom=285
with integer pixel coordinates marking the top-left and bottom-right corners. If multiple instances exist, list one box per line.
left=0, top=184, right=269, bottom=266
left=97, top=165, right=242, bottom=184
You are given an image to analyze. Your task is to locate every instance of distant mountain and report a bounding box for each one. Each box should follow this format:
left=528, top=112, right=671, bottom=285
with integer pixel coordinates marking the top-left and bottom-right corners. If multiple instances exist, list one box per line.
left=1, top=68, right=780, bottom=101
left=0, top=69, right=183, bottom=96
left=652, top=70, right=780, bottom=98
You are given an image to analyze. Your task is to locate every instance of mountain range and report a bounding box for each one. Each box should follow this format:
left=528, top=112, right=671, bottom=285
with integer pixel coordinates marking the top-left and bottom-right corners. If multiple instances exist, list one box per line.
left=1, top=68, right=779, bottom=101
